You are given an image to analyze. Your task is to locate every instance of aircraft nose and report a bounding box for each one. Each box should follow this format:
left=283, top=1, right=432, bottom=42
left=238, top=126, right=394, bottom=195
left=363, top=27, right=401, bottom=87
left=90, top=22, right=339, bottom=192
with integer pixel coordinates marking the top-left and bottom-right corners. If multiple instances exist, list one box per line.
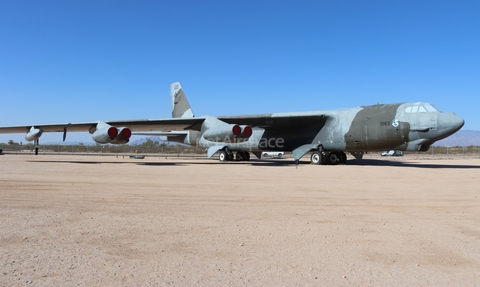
left=438, top=112, right=464, bottom=135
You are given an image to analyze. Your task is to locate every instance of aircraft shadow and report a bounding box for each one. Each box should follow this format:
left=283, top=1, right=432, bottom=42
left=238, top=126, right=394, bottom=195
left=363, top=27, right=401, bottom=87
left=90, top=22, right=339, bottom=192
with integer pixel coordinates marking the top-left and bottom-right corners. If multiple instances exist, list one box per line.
left=136, top=162, right=184, bottom=166
left=27, top=158, right=480, bottom=169
left=29, top=160, right=181, bottom=166
left=139, top=159, right=299, bottom=167
left=248, top=159, right=310, bottom=167
left=189, top=158, right=480, bottom=169
left=348, top=159, right=480, bottom=169
left=29, top=160, right=112, bottom=165
left=245, top=159, right=480, bottom=169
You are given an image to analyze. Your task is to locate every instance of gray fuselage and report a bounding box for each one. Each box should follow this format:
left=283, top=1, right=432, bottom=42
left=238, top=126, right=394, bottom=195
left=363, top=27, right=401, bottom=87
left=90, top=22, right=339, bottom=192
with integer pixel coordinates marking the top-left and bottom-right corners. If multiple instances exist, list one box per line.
left=181, top=102, right=464, bottom=158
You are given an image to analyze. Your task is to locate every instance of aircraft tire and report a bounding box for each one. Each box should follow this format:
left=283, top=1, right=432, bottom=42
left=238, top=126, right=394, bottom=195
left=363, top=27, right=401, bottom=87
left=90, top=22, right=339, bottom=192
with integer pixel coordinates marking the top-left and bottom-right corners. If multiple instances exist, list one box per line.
left=243, top=152, right=250, bottom=161
left=338, top=152, right=347, bottom=164
left=219, top=151, right=227, bottom=162
left=310, top=151, right=323, bottom=165
left=327, top=153, right=339, bottom=165
left=235, top=152, right=243, bottom=161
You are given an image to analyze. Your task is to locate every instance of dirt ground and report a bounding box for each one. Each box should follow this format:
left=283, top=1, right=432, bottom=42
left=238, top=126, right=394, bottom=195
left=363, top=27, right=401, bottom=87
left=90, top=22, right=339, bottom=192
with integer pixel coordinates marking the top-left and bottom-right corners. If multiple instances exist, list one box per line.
left=0, top=154, right=479, bottom=286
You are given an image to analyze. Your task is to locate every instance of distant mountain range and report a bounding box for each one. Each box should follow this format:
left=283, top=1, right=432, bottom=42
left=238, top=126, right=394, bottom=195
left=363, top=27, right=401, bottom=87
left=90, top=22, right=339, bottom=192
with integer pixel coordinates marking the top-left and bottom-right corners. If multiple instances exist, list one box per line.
left=434, top=130, right=480, bottom=146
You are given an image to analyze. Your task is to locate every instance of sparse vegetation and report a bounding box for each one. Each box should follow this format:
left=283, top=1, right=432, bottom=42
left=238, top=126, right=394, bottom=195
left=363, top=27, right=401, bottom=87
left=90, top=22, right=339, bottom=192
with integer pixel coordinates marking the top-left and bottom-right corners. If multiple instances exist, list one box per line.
left=1, top=140, right=479, bottom=158
left=0, top=140, right=206, bottom=156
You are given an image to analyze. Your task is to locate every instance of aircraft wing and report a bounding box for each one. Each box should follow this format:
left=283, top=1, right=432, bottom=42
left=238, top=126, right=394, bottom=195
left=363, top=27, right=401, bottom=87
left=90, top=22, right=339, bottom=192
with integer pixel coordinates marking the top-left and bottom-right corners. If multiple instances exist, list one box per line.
left=0, top=113, right=328, bottom=134
left=218, top=113, right=328, bottom=129
left=0, top=113, right=328, bottom=147
left=0, top=117, right=206, bottom=134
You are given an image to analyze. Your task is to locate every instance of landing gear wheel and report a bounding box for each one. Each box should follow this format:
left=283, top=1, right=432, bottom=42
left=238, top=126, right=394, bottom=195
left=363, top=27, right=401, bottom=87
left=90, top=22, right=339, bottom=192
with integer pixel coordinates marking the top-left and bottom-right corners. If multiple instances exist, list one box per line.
left=327, top=152, right=339, bottom=165
left=235, top=152, right=243, bottom=161
left=235, top=152, right=251, bottom=161
left=338, top=152, right=347, bottom=164
left=241, top=152, right=250, bottom=161
left=311, top=151, right=324, bottom=165
left=34, top=139, right=39, bottom=156
left=219, top=151, right=227, bottom=162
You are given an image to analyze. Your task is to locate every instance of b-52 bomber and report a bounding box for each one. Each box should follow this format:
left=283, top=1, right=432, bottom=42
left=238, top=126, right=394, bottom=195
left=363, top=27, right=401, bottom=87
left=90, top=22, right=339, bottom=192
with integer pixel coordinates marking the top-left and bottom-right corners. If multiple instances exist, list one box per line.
left=0, top=82, right=464, bottom=165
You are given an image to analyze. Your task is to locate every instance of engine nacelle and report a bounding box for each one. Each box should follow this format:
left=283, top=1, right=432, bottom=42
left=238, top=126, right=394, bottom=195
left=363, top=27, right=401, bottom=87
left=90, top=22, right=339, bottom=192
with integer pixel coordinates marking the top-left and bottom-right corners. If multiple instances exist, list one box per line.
left=25, top=127, right=43, bottom=142
left=202, top=124, right=252, bottom=142
left=92, top=125, right=132, bottom=144
left=110, top=127, right=132, bottom=144
left=92, top=126, right=118, bottom=144
left=91, top=121, right=132, bottom=144
left=240, top=125, right=252, bottom=138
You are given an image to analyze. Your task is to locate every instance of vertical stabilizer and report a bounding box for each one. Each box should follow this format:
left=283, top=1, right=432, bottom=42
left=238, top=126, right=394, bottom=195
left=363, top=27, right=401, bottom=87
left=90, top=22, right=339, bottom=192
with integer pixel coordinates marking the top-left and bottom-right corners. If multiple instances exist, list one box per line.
left=170, top=82, right=194, bottom=118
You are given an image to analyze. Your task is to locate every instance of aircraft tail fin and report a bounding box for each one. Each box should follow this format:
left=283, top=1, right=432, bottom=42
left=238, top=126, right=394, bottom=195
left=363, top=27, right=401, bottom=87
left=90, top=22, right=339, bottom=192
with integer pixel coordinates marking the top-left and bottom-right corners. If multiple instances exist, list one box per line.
left=170, top=82, right=194, bottom=118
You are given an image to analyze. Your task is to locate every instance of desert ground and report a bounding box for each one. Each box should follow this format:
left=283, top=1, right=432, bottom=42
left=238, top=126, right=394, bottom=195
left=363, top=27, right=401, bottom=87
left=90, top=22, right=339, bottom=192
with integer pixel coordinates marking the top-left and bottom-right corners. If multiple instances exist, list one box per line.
left=0, top=154, right=479, bottom=286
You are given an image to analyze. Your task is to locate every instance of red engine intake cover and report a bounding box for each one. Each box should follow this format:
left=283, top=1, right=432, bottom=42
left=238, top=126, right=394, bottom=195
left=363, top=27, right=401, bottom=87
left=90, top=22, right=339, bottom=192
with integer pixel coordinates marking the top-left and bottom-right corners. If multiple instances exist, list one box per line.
left=108, top=127, right=118, bottom=138
left=232, top=125, right=241, bottom=136
left=243, top=126, right=252, bottom=137
left=120, top=128, right=132, bottom=139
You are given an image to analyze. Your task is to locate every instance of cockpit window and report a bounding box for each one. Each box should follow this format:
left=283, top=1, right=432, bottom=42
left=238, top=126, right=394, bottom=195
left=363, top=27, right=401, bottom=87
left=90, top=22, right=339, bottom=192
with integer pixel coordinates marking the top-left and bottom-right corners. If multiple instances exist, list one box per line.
left=405, top=106, right=417, bottom=113
left=424, top=104, right=439, bottom=112
left=405, top=103, right=440, bottom=113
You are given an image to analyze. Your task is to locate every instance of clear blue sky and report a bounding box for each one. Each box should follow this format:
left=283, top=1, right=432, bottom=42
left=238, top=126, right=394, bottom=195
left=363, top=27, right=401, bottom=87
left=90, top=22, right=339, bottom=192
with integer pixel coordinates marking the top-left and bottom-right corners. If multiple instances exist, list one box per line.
left=1, top=0, right=479, bottom=144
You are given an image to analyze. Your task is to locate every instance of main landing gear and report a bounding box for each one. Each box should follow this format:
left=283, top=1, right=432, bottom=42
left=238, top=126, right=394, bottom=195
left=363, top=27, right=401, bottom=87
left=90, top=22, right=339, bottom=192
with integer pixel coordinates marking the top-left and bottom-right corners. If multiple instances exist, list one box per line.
left=310, top=151, right=347, bottom=165
left=34, top=139, right=39, bottom=155
left=219, top=149, right=250, bottom=162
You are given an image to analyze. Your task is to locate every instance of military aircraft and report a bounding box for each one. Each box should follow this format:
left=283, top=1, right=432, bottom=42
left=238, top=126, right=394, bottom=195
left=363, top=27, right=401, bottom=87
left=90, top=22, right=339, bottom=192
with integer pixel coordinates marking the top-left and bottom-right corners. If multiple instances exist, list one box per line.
left=0, top=82, right=464, bottom=165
